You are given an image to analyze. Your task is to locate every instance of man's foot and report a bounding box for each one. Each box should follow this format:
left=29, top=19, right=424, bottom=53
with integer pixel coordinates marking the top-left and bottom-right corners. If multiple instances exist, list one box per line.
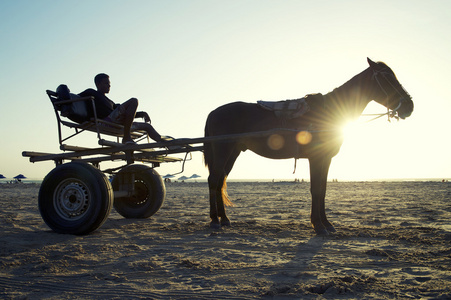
left=159, top=136, right=182, bottom=150
left=159, top=136, right=193, bottom=151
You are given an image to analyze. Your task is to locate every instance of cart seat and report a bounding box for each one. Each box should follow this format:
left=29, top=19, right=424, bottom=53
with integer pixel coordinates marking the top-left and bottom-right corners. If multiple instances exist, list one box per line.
left=55, top=84, right=91, bottom=123
left=48, top=87, right=147, bottom=147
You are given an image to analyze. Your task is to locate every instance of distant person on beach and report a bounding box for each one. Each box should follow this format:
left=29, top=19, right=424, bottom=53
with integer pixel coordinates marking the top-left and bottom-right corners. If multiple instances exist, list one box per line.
left=79, top=73, right=165, bottom=144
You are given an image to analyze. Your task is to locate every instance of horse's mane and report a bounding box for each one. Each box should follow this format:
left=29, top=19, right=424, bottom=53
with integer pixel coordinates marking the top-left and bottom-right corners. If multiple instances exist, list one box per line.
left=328, top=61, right=390, bottom=95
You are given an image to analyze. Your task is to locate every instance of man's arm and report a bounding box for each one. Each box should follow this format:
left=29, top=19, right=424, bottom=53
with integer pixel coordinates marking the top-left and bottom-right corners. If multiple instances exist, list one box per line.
left=78, top=89, right=116, bottom=119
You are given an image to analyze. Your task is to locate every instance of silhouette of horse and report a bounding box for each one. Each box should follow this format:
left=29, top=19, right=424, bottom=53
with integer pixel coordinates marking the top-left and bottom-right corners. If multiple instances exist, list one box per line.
left=204, top=58, right=414, bottom=235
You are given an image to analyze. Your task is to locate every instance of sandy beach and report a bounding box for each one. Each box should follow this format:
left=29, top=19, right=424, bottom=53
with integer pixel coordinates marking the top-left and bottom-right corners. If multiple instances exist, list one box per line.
left=0, top=181, right=450, bottom=299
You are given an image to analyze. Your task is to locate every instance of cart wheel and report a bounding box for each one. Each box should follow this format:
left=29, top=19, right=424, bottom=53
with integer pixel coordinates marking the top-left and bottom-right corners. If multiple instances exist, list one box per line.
left=38, top=162, right=113, bottom=235
left=112, top=164, right=165, bottom=218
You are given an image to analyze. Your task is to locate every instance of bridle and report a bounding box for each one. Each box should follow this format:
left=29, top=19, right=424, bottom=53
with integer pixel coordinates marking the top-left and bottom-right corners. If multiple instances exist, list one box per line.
left=367, top=68, right=411, bottom=122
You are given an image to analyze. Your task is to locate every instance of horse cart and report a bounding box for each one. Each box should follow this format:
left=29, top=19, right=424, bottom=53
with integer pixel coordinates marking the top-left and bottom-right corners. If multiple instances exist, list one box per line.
left=22, top=90, right=208, bottom=235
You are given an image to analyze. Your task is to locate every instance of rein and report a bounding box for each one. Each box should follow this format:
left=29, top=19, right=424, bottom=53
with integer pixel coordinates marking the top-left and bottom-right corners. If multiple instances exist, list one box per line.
left=361, top=106, right=400, bottom=122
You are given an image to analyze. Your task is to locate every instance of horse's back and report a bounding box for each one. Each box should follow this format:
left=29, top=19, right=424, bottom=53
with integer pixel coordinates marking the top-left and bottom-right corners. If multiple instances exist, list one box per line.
left=206, top=101, right=281, bottom=136
left=207, top=101, right=256, bottom=118
left=206, top=102, right=262, bottom=135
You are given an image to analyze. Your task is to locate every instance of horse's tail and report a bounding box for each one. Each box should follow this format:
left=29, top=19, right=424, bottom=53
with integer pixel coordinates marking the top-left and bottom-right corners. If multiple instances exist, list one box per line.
left=221, top=177, right=233, bottom=207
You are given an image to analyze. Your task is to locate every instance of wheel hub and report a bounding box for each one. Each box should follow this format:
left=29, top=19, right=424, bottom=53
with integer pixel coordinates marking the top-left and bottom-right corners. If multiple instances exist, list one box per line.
left=131, top=180, right=149, bottom=205
left=54, top=180, right=90, bottom=220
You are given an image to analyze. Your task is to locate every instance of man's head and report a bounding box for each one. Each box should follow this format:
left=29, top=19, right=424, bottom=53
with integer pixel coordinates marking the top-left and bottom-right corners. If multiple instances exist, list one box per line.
left=95, top=73, right=110, bottom=94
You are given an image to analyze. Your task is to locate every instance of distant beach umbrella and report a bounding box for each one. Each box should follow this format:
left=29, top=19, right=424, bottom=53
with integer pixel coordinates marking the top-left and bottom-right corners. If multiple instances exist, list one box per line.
left=189, top=174, right=201, bottom=179
left=0, top=174, right=5, bottom=179
left=163, top=174, right=175, bottom=179
left=13, top=174, right=26, bottom=183
left=178, top=176, right=189, bottom=181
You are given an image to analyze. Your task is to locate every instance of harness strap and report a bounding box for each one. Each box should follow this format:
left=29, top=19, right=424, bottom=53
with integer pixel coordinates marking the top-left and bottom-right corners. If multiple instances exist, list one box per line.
left=371, top=69, right=407, bottom=121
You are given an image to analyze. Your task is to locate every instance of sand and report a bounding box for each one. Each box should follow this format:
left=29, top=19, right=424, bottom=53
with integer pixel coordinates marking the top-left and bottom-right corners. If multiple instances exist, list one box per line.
left=0, top=181, right=450, bottom=299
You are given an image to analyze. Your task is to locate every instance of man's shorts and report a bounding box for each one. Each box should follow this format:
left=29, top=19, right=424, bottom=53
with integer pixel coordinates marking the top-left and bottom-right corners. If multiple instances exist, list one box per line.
left=105, top=105, right=126, bottom=124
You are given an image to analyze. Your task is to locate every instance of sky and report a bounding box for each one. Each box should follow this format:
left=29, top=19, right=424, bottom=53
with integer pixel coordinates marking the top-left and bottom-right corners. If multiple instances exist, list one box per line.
left=0, top=0, right=450, bottom=181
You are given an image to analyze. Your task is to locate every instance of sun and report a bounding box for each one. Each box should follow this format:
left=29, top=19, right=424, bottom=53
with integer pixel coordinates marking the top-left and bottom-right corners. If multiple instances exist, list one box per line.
left=340, top=119, right=373, bottom=156
left=332, top=115, right=403, bottom=180
left=330, top=119, right=378, bottom=180
left=342, top=120, right=364, bottom=140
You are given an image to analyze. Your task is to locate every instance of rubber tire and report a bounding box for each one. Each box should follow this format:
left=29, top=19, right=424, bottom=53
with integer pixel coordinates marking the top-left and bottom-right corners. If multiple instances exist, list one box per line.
left=112, top=164, right=165, bottom=218
left=38, top=162, right=113, bottom=235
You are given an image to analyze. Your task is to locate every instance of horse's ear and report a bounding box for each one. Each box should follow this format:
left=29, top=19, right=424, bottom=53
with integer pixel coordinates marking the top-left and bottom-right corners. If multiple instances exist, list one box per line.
left=367, top=57, right=378, bottom=68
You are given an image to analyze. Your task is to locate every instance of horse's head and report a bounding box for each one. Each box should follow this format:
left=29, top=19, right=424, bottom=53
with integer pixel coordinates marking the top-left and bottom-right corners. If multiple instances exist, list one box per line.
left=367, top=58, right=413, bottom=119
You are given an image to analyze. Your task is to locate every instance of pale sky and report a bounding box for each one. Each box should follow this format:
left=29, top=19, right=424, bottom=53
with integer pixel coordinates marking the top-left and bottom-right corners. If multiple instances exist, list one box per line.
left=1, top=0, right=450, bottom=181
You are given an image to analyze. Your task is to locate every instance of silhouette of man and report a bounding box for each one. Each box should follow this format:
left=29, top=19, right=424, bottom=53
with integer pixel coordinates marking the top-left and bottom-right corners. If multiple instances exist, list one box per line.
left=79, top=73, right=163, bottom=144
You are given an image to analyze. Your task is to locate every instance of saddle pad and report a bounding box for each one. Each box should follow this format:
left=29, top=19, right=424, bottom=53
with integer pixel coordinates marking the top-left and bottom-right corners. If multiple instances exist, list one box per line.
left=257, top=98, right=310, bottom=119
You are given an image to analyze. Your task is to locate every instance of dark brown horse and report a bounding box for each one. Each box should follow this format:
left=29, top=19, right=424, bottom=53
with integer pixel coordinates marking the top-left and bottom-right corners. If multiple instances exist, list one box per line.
left=204, top=58, right=414, bottom=235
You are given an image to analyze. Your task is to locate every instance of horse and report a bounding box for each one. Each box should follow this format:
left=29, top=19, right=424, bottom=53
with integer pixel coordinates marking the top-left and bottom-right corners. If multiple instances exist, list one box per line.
left=204, top=58, right=414, bottom=235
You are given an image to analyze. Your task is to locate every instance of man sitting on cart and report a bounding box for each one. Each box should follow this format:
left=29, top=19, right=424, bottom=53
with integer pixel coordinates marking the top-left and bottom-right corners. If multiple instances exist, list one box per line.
left=79, top=73, right=165, bottom=144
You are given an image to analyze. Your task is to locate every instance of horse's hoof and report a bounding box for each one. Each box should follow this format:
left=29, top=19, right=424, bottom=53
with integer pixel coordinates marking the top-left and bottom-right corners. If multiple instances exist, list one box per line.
left=315, top=228, right=329, bottom=236
left=221, top=218, right=231, bottom=227
left=210, top=221, right=221, bottom=230
left=326, top=226, right=336, bottom=233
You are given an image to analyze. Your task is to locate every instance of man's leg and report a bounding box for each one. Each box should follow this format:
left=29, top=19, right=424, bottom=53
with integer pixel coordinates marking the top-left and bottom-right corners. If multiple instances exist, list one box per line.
left=120, top=98, right=138, bottom=143
left=131, top=122, right=162, bottom=142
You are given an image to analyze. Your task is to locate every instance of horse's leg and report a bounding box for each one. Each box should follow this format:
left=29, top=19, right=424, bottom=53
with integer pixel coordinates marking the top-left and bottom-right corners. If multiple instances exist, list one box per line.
left=309, top=156, right=333, bottom=235
left=207, top=145, right=240, bottom=229
left=208, top=171, right=225, bottom=229
left=217, top=148, right=241, bottom=227
left=317, top=157, right=336, bottom=233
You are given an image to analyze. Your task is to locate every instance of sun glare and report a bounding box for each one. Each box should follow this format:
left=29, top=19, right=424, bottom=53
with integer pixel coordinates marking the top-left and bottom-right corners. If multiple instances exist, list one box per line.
left=342, top=120, right=362, bottom=140
left=333, top=118, right=400, bottom=180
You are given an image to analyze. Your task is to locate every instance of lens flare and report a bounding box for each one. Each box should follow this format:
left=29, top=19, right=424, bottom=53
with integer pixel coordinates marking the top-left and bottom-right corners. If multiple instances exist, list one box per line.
left=267, top=134, right=285, bottom=150
left=296, top=131, right=312, bottom=145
